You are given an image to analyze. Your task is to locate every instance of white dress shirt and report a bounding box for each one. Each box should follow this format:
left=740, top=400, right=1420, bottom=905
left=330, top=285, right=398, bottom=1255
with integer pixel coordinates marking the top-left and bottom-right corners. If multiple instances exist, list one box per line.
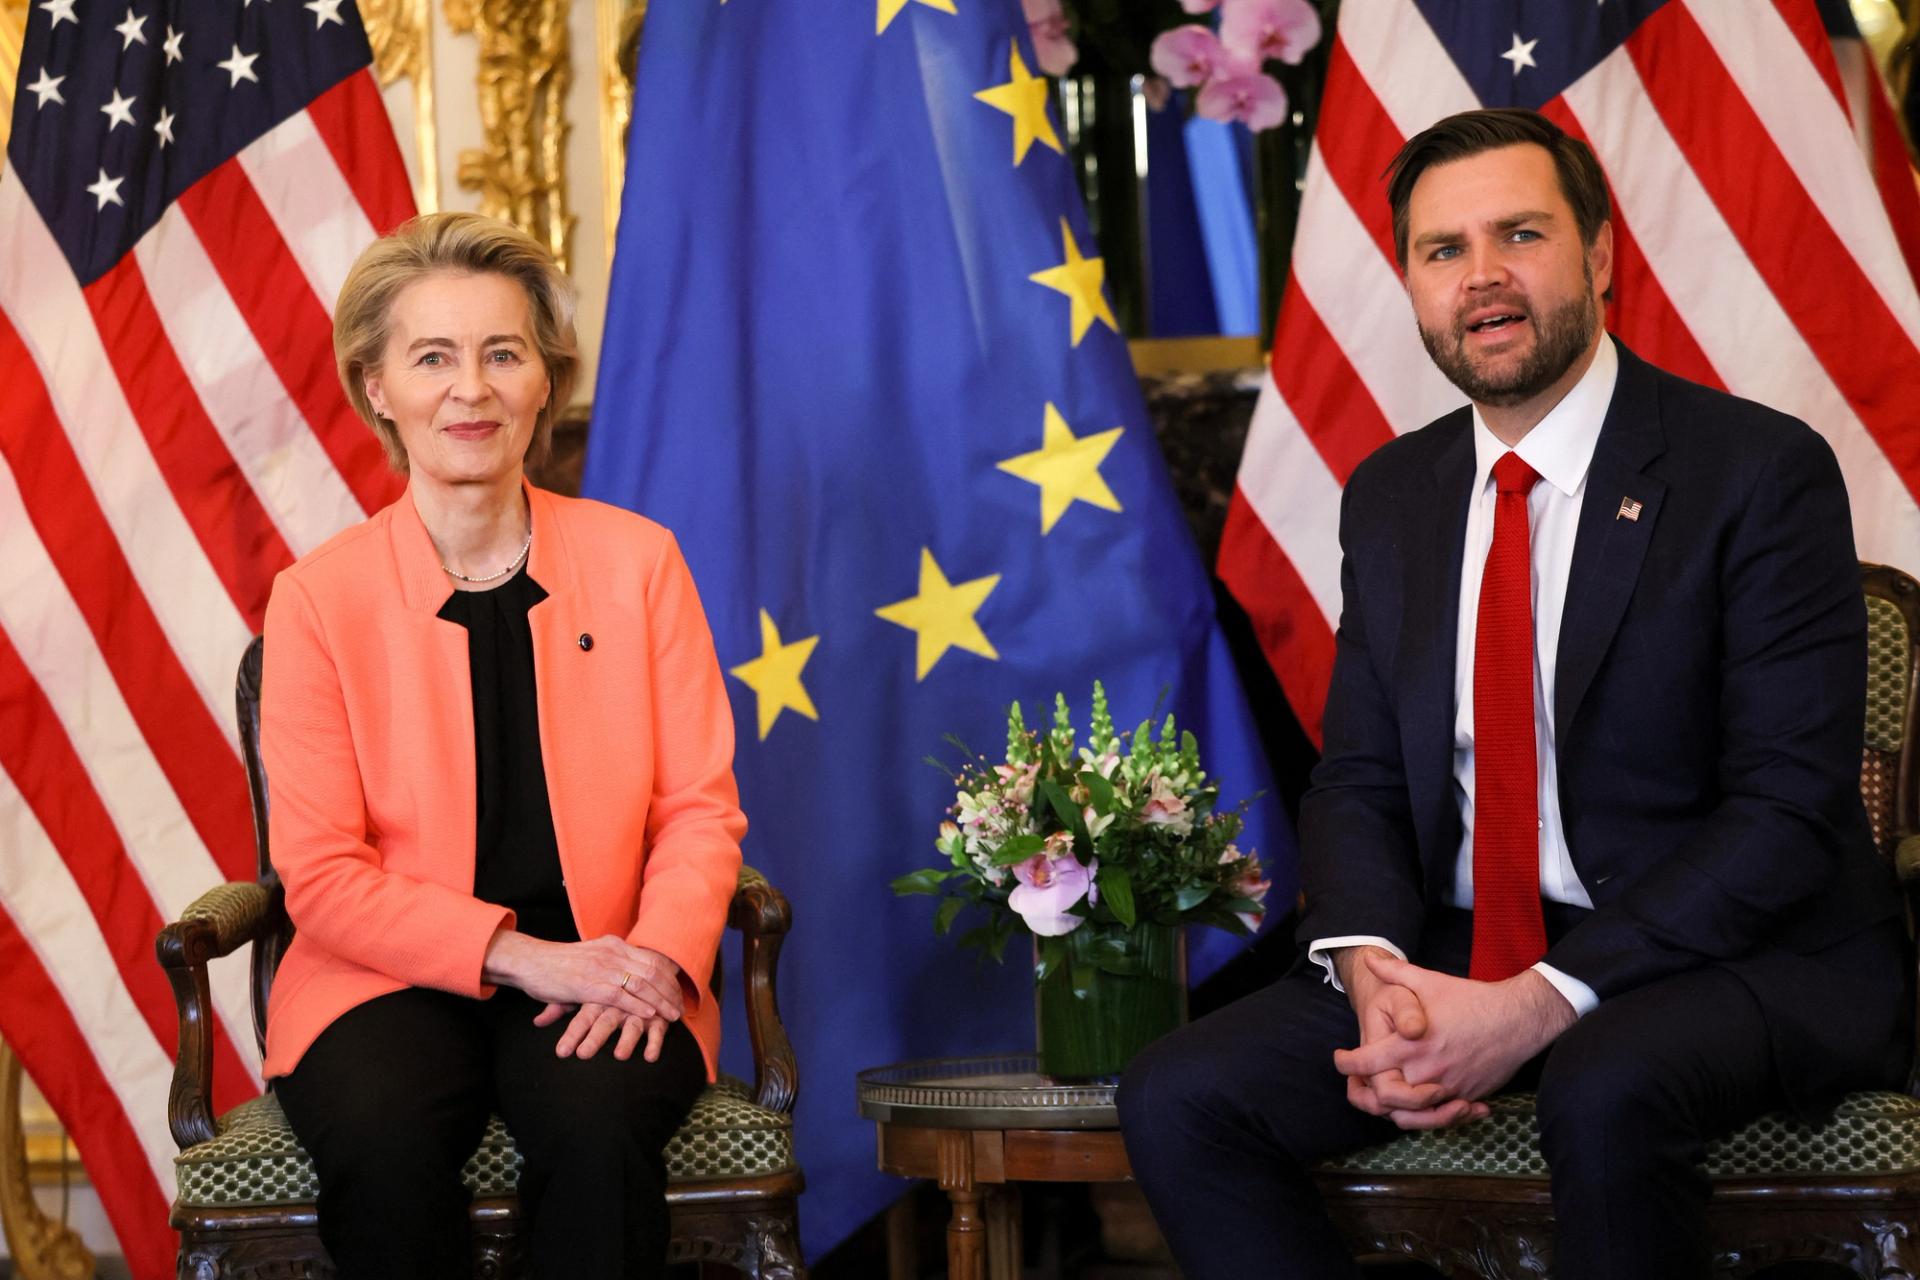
left=1308, top=336, right=1621, bottom=1018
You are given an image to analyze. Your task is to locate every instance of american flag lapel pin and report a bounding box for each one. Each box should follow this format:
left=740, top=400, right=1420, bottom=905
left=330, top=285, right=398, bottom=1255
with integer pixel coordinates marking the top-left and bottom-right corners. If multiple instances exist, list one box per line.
left=1617, top=497, right=1643, bottom=522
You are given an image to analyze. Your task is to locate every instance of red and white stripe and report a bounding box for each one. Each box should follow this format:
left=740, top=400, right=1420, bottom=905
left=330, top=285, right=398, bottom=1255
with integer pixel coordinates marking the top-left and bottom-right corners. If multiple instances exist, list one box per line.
left=1220, top=0, right=1920, bottom=745
left=0, top=69, right=408, bottom=1280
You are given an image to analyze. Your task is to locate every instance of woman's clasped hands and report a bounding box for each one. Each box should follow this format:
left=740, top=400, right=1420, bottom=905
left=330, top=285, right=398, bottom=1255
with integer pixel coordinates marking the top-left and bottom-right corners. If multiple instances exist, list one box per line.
left=482, top=930, right=684, bottom=1062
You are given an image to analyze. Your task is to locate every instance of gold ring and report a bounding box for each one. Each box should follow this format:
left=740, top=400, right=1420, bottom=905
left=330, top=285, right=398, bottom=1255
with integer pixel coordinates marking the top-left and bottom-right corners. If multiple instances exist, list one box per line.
left=619, top=971, right=633, bottom=993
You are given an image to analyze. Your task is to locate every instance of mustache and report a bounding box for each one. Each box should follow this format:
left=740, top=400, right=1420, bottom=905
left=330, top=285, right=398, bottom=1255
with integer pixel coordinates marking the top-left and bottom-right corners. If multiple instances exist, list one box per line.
left=1454, top=294, right=1532, bottom=328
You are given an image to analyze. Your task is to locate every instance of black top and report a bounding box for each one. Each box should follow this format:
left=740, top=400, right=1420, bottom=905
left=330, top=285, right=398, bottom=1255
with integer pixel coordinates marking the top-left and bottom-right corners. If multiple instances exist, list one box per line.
left=436, top=566, right=578, bottom=943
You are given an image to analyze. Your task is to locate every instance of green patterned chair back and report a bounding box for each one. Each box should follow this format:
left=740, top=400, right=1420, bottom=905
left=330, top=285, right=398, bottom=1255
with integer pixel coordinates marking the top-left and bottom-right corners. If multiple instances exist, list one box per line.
left=1861, top=565, right=1920, bottom=1102
left=1862, top=565, right=1920, bottom=867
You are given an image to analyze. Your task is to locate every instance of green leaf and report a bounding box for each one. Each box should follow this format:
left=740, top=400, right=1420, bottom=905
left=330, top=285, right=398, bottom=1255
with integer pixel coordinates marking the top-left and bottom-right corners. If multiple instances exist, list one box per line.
left=1206, top=912, right=1254, bottom=937
left=1035, top=935, right=1068, bottom=982
left=1098, top=865, right=1137, bottom=928
left=891, top=868, right=954, bottom=896
left=1070, top=961, right=1097, bottom=1000
left=1078, top=769, right=1116, bottom=815
left=1084, top=932, right=1144, bottom=975
left=934, top=897, right=966, bottom=935
left=958, top=922, right=1014, bottom=964
left=1173, top=883, right=1216, bottom=911
left=989, top=833, right=1047, bottom=866
left=1040, top=778, right=1081, bottom=830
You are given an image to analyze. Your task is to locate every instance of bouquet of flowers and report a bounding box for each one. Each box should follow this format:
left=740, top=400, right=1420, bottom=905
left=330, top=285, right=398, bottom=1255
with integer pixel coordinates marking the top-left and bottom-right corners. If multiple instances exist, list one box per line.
left=892, top=683, right=1271, bottom=978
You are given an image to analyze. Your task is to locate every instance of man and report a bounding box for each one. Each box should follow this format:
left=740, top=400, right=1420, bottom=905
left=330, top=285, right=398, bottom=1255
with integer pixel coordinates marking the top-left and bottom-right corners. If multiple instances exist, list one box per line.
left=1118, top=108, right=1909, bottom=1279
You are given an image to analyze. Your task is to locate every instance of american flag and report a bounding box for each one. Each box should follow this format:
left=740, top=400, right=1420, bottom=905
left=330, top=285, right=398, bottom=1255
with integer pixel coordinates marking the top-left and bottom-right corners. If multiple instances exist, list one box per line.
left=0, top=0, right=408, bottom=1268
left=1219, top=0, right=1920, bottom=746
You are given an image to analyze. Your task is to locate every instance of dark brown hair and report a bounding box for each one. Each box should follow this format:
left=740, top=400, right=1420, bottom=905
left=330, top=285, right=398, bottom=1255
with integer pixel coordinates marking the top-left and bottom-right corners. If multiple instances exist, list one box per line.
left=1385, top=108, right=1611, bottom=271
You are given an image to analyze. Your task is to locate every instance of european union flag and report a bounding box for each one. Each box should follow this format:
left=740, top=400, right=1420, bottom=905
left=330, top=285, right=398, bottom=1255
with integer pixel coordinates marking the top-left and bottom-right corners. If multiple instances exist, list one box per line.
left=584, top=0, right=1297, bottom=1256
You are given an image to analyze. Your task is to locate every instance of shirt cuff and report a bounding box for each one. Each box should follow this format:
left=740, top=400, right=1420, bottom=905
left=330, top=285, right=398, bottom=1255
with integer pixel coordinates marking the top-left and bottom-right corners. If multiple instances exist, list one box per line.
left=1531, top=962, right=1599, bottom=1017
left=1306, top=936, right=1408, bottom=993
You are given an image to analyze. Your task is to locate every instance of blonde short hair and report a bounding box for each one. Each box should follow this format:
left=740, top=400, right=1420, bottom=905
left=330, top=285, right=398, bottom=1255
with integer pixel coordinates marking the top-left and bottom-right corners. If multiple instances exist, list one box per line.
left=332, top=212, right=579, bottom=472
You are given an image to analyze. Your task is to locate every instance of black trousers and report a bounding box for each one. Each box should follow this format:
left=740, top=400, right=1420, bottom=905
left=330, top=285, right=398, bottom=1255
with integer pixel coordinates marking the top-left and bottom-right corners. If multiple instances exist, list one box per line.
left=1117, top=909, right=1899, bottom=1280
left=275, top=986, right=707, bottom=1280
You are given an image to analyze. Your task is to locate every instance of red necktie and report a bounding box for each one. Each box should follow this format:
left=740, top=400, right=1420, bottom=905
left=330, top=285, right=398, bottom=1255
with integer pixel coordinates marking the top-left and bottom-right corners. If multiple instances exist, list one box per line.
left=1471, top=452, right=1546, bottom=981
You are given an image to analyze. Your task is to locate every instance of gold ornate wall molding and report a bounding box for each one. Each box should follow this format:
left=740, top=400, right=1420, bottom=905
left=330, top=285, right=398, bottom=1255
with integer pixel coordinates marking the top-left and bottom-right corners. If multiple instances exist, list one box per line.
left=1, top=0, right=30, bottom=153
left=361, top=0, right=441, bottom=213
left=596, top=0, right=645, bottom=265
left=445, top=0, right=574, bottom=270
left=0, top=1043, right=94, bottom=1280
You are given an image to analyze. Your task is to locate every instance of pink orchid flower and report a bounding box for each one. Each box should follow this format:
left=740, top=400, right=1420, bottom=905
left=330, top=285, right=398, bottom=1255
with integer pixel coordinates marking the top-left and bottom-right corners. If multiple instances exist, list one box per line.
left=1179, top=0, right=1224, bottom=12
left=1196, top=70, right=1290, bottom=132
left=1009, top=847, right=1097, bottom=937
left=1149, top=24, right=1247, bottom=90
left=1220, top=0, right=1323, bottom=67
left=1021, top=0, right=1079, bottom=77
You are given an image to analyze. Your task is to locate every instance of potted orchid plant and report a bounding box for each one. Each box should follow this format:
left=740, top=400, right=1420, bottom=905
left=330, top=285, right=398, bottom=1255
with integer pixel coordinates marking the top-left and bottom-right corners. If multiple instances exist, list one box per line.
left=1025, top=0, right=1326, bottom=133
left=1026, top=0, right=1331, bottom=339
left=892, top=683, right=1270, bottom=1078
left=1147, top=0, right=1323, bottom=133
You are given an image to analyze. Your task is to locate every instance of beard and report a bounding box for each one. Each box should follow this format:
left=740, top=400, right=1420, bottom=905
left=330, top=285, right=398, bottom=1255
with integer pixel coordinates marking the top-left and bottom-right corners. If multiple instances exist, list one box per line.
left=1418, top=267, right=1600, bottom=408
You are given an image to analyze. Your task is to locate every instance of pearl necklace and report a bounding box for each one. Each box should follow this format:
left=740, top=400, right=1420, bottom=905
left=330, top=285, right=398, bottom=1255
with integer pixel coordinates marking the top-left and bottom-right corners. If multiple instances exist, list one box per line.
left=441, top=528, right=533, bottom=584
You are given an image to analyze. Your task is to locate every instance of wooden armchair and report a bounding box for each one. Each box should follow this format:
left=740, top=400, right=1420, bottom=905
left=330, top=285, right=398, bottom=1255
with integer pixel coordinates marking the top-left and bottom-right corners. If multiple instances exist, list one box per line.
left=156, top=637, right=807, bottom=1279
left=1312, top=563, right=1920, bottom=1278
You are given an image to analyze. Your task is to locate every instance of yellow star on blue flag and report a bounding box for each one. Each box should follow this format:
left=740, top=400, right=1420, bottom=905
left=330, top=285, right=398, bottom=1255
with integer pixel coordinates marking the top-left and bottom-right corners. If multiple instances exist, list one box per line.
left=1029, top=217, right=1119, bottom=346
left=996, top=403, right=1124, bottom=534
left=876, top=0, right=954, bottom=35
left=728, top=609, right=820, bottom=739
left=973, top=39, right=1062, bottom=165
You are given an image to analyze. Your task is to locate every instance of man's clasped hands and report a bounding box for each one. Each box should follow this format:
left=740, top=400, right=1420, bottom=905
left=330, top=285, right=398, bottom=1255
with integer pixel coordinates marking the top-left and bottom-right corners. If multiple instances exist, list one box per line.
left=1330, top=946, right=1579, bottom=1130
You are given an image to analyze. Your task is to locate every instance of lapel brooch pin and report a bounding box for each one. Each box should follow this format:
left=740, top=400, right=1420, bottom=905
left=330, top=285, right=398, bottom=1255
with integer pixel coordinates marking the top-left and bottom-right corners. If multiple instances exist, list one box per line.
left=1616, top=497, right=1643, bottom=522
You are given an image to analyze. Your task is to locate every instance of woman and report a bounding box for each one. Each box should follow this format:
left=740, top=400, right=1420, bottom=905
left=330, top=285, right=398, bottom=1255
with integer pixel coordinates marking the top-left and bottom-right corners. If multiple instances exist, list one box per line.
left=261, top=210, right=744, bottom=1278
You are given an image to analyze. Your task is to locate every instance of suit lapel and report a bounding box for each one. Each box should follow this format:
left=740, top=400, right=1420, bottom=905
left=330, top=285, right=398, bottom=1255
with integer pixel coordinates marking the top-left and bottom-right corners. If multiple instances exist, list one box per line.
left=384, top=489, right=480, bottom=883
left=1553, top=346, right=1668, bottom=739
left=1401, top=415, right=1475, bottom=851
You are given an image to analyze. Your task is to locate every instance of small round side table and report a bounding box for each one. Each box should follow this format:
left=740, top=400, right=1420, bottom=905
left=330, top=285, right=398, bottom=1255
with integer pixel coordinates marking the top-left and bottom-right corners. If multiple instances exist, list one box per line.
left=856, top=1054, right=1135, bottom=1280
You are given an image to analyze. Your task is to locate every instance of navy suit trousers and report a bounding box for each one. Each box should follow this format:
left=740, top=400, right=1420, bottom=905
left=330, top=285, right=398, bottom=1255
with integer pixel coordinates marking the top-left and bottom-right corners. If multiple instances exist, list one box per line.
left=1117, top=913, right=1903, bottom=1279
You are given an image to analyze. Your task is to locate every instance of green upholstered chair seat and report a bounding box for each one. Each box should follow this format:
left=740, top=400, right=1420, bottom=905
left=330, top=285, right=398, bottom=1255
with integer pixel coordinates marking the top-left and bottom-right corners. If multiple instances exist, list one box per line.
left=1318, top=1090, right=1920, bottom=1181
left=174, top=1074, right=794, bottom=1208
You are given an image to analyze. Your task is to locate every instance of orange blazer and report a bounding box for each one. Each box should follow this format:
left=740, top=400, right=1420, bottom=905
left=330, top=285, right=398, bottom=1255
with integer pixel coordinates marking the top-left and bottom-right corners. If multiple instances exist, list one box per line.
left=260, top=481, right=745, bottom=1081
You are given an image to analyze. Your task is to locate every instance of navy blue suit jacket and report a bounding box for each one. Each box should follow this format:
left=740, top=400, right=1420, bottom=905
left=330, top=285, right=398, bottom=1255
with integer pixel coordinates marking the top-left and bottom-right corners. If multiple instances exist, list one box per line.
left=1297, top=341, right=1905, bottom=1105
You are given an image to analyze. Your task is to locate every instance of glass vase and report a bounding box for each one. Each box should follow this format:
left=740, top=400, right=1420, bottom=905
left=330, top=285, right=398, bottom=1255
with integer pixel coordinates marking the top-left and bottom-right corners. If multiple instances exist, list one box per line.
left=1034, top=923, right=1187, bottom=1081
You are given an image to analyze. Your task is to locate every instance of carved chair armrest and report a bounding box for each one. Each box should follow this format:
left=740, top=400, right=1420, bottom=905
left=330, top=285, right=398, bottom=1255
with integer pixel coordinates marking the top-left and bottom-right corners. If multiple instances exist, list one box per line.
left=155, top=882, right=272, bottom=1151
left=727, top=865, right=798, bottom=1115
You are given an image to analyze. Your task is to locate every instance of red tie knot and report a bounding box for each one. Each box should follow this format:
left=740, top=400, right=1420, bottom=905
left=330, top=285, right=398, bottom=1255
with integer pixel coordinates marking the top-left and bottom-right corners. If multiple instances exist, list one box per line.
left=1493, top=452, right=1541, bottom=496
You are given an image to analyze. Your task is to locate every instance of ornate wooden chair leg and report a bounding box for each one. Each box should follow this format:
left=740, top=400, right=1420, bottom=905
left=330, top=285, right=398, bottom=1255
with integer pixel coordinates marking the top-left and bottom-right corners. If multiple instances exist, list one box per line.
left=747, top=1207, right=805, bottom=1280
left=1841, top=1217, right=1920, bottom=1280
